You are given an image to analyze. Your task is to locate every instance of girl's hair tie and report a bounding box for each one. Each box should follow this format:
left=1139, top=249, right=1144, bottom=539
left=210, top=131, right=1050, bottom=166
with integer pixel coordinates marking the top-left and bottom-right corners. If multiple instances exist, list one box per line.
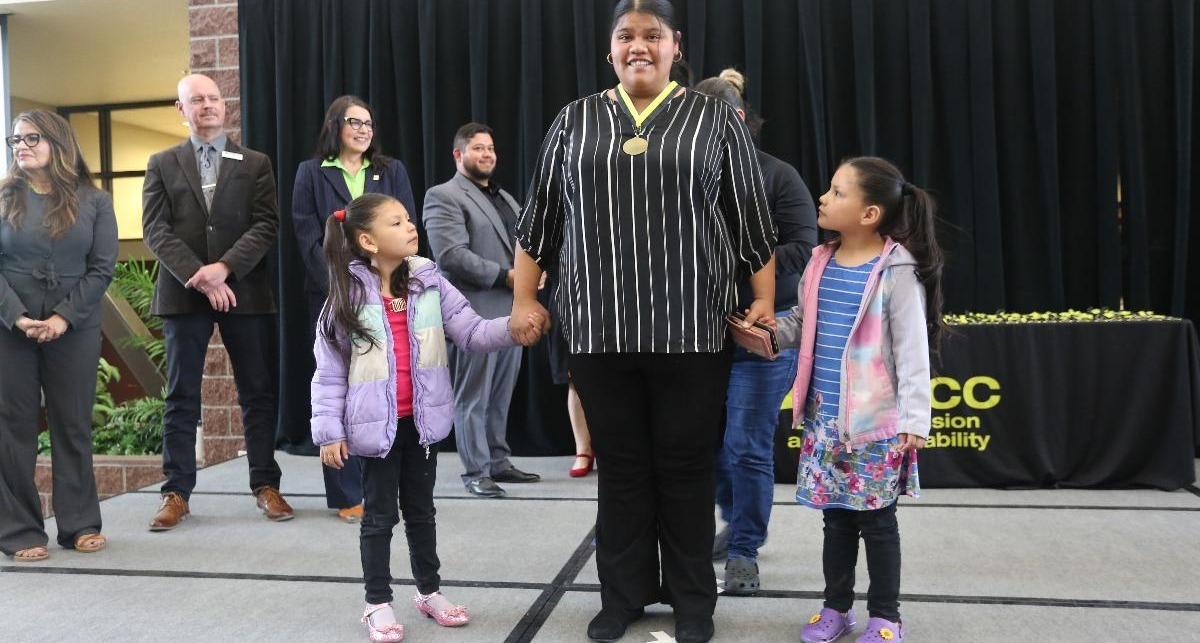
left=900, top=182, right=915, bottom=196
left=332, top=209, right=346, bottom=222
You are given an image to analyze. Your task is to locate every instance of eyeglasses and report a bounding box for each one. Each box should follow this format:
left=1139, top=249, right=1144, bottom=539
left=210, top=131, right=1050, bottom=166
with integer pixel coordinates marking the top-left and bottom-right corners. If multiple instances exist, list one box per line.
left=5, top=133, right=42, bottom=149
left=343, top=117, right=375, bottom=132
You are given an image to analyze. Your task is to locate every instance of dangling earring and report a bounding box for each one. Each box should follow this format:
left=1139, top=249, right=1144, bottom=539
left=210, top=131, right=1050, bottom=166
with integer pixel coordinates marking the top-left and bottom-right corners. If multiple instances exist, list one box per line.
left=606, top=53, right=613, bottom=64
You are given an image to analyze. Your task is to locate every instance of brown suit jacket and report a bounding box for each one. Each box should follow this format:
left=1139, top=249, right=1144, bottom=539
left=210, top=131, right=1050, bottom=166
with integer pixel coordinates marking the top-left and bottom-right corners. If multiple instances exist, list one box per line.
left=142, top=138, right=278, bottom=316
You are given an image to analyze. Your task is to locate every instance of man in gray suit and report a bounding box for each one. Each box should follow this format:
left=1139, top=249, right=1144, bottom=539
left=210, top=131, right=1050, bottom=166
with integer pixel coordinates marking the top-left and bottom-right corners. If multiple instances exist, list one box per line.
left=424, top=123, right=540, bottom=498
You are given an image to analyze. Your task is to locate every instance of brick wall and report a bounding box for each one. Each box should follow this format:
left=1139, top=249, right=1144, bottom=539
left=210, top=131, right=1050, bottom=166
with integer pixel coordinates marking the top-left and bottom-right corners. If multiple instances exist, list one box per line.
left=188, top=0, right=241, bottom=142
left=38, top=456, right=164, bottom=519
left=190, top=0, right=245, bottom=465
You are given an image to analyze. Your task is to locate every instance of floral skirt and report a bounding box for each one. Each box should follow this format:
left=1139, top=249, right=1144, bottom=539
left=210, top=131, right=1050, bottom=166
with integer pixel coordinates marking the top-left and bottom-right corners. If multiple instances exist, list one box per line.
left=795, top=412, right=920, bottom=511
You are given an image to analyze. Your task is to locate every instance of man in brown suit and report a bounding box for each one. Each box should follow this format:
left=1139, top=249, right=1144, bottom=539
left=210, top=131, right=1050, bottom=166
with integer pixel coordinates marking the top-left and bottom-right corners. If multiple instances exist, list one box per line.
left=142, top=74, right=292, bottom=530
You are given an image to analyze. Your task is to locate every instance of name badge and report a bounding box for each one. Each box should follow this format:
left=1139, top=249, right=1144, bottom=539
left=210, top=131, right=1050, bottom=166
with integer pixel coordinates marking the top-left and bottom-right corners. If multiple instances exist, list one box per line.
left=220, top=151, right=244, bottom=161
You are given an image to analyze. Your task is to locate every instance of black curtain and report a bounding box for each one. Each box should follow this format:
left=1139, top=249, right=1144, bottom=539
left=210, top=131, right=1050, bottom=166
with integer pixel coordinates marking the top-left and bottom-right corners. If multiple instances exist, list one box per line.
left=239, top=0, right=1199, bottom=454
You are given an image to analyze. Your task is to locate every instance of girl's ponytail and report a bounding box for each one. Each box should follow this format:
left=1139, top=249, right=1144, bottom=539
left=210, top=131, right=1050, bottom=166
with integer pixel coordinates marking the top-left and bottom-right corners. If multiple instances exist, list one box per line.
left=320, top=194, right=403, bottom=350
left=845, top=157, right=948, bottom=351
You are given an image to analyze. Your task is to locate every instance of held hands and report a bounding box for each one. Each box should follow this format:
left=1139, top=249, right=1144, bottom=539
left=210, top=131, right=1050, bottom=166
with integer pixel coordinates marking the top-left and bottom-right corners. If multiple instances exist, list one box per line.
left=509, top=299, right=552, bottom=346
left=202, top=282, right=238, bottom=312
left=185, top=262, right=236, bottom=311
left=895, top=433, right=926, bottom=454
left=740, top=297, right=776, bottom=329
left=320, top=440, right=349, bottom=470
left=16, top=314, right=68, bottom=343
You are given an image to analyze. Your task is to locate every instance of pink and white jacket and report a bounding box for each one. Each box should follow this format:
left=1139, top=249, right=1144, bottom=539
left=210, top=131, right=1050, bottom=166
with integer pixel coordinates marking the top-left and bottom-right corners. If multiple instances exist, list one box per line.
left=775, top=238, right=932, bottom=448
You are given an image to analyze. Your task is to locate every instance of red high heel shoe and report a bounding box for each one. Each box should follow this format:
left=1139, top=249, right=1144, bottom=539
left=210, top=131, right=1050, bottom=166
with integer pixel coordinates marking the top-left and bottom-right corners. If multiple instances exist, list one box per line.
left=569, top=454, right=594, bottom=478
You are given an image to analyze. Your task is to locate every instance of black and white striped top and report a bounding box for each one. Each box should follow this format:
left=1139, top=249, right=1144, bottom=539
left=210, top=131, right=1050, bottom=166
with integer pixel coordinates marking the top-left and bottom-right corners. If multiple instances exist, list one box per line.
left=516, top=88, right=776, bottom=354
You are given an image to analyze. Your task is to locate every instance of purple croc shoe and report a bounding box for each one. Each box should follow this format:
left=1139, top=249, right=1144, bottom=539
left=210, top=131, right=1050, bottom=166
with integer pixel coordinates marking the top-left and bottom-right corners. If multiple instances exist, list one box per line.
left=855, top=617, right=904, bottom=642
left=800, top=607, right=856, bottom=643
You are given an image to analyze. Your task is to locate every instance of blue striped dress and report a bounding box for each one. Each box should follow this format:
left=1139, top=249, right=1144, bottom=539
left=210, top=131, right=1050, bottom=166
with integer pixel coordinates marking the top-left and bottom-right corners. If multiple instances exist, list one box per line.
left=795, top=256, right=919, bottom=511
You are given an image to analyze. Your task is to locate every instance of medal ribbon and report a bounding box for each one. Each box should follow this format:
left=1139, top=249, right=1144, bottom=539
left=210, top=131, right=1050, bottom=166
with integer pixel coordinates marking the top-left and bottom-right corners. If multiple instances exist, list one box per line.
left=617, top=81, right=679, bottom=130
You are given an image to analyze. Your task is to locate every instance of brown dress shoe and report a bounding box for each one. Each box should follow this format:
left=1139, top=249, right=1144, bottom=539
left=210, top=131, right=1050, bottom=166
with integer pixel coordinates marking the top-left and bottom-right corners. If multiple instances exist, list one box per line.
left=149, top=493, right=189, bottom=531
left=337, top=503, right=363, bottom=523
left=254, top=486, right=295, bottom=521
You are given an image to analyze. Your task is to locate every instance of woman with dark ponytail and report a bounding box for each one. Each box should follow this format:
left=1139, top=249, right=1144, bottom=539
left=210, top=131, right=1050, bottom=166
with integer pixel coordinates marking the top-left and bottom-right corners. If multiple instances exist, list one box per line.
left=310, top=193, right=545, bottom=641
left=695, top=68, right=818, bottom=596
left=775, top=157, right=943, bottom=643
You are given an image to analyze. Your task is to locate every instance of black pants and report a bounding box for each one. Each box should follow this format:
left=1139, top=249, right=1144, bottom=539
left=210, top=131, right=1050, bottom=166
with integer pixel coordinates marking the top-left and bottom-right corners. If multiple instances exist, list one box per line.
left=306, top=291, right=364, bottom=509
left=569, top=351, right=733, bottom=618
left=361, top=417, right=441, bottom=604
left=160, top=312, right=281, bottom=500
left=0, top=325, right=103, bottom=554
left=822, top=502, right=901, bottom=621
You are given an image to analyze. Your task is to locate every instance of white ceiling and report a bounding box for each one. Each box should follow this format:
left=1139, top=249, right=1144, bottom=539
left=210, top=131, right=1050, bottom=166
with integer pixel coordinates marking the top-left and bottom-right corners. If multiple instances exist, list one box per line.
left=5, top=0, right=189, bottom=107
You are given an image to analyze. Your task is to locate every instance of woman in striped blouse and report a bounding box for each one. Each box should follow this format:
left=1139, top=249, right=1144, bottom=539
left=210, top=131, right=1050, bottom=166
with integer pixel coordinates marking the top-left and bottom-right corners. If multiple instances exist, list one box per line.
left=512, top=2, right=776, bottom=641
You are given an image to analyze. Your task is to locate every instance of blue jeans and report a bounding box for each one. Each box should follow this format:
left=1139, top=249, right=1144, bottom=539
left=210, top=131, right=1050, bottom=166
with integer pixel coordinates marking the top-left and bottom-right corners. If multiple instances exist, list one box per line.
left=715, top=343, right=799, bottom=561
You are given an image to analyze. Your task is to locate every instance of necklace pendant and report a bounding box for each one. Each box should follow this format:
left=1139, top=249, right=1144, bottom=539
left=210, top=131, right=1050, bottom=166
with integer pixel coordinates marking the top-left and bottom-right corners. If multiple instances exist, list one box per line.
left=389, top=297, right=406, bottom=313
left=623, top=136, right=649, bottom=156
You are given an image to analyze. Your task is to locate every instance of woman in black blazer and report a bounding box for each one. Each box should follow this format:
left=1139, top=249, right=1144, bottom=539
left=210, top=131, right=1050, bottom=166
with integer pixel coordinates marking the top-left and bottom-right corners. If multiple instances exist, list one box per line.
left=291, top=95, right=417, bottom=521
left=0, top=110, right=118, bottom=561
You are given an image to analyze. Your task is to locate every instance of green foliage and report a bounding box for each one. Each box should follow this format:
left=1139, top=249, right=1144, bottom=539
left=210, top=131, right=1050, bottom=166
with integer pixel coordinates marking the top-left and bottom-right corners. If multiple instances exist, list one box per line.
left=92, top=358, right=121, bottom=425
left=109, top=259, right=165, bottom=371
left=37, top=361, right=164, bottom=457
left=37, top=260, right=169, bottom=458
left=90, top=394, right=165, bottom=456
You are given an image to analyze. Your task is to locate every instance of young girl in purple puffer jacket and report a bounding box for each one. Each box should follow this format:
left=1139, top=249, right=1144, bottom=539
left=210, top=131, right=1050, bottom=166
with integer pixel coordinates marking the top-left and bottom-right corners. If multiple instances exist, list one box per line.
left=310, top=193, right=543, bottom=642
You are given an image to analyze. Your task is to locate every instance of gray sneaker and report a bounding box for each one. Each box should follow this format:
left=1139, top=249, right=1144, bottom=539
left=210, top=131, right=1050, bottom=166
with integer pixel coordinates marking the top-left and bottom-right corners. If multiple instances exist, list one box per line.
left=712, top=525, right=730, bottom=561
left=723, top=557, right=760, bottom=595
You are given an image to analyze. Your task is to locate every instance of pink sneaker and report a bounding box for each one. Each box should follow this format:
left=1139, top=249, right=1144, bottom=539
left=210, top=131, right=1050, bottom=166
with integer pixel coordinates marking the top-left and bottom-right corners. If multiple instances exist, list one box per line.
left=362, top=603, right=404, bottom=642
left=855, top=617, right=903, bottom=642
left=412, top=591, right=469, bottom=627
left=801, top=607, right=856, bottom=643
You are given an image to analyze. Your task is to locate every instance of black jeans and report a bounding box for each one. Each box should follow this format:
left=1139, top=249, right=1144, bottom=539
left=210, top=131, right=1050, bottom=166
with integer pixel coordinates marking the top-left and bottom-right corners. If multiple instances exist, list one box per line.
left=160, top=312, right=281, bottom=500
left=361, top=417, right=440, bottom=604
left=822, top=502, right=901, bottom=621
left=569, top=351, right=733, bottom=619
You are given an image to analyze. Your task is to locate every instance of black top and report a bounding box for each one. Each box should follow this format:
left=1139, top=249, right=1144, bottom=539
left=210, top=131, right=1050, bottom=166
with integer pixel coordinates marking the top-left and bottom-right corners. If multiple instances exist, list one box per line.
left=474, top=179, right=519, bottom=288
left=516, top=88, right=776, bottom=354
left=474, top=180, right=518, bottom=240
left=737, top=150, right=818, bottom=312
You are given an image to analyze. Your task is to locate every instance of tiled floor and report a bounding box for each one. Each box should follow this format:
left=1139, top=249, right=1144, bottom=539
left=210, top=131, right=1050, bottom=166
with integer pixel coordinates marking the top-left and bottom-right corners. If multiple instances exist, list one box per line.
left=2, top=453, right=1198, bottom=642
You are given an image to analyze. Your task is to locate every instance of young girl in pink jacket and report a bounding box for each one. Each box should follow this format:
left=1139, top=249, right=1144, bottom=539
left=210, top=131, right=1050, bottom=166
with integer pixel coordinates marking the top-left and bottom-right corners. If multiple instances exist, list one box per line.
left=775, top=157, right=946, bottom=643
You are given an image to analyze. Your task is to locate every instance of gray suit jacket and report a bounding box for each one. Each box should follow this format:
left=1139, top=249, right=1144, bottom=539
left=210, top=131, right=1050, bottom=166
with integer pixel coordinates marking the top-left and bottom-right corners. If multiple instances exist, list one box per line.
left=422, top=172, right=519, bottom=318
left=0, top=185, right=118, bottom=331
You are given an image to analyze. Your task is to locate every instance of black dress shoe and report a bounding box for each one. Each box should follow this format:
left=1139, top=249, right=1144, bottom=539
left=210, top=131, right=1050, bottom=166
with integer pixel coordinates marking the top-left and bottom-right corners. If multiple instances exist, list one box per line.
left=674, top=614, right=714, bottom=643
left=587, top=607, right=644, bottom=642
left=492, top=467, right=541, bottom=483
left=465, top=477, right=506, bottom=497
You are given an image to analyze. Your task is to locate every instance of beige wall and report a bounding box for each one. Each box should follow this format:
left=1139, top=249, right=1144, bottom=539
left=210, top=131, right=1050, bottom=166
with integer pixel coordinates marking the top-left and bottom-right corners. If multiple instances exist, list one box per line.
left=68, top=113, right=181, bottom=239
left=10, top=97, right=182, bottom=240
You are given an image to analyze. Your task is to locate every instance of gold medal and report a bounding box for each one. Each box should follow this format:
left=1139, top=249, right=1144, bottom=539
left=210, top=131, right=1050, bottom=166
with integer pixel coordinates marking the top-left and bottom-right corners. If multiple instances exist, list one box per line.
left=616, top=81, right=678, bottom=157
left=623, top=136, right=649, bottom=156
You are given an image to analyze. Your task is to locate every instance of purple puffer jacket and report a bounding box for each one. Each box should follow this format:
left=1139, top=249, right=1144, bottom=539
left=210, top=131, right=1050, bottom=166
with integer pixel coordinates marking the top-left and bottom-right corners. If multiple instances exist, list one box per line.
left=311, top=256, right=515, bottom=457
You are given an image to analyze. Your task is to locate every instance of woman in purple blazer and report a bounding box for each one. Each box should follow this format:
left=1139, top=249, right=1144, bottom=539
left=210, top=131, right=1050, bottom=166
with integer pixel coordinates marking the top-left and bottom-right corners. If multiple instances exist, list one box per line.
left=291, top=95, right=417, bottom=522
